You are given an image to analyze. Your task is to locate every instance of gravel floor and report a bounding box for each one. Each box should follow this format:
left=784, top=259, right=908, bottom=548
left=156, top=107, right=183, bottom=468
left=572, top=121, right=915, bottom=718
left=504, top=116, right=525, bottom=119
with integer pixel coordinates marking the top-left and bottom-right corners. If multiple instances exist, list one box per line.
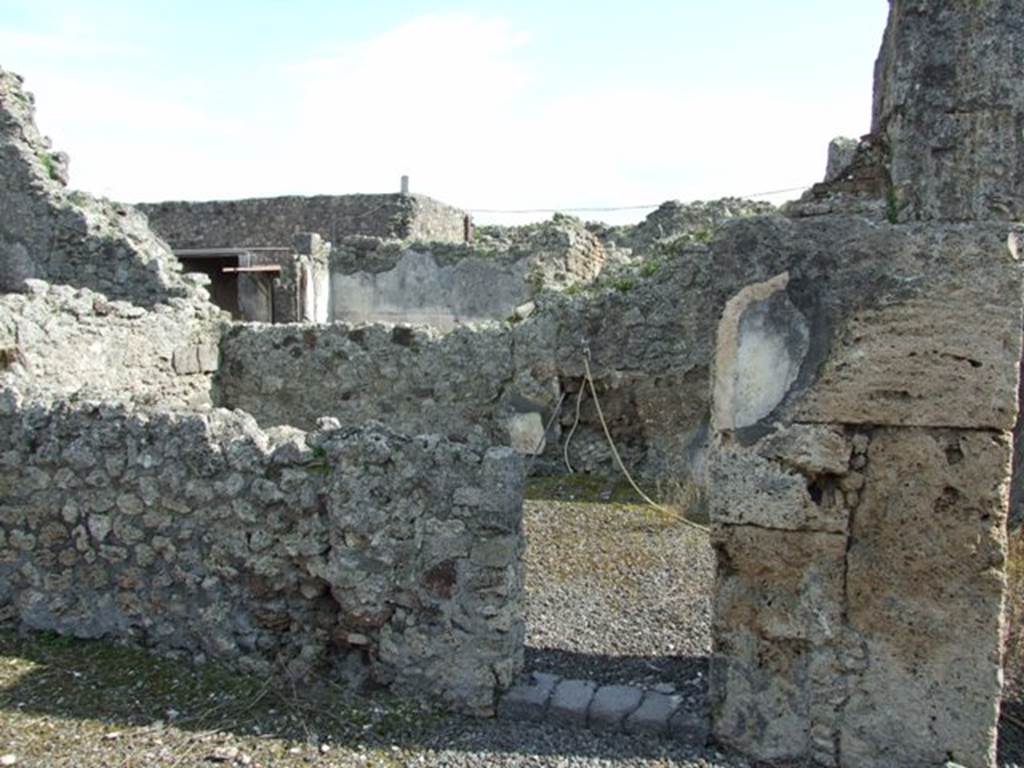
left=523, top=499, right=713, bottom=693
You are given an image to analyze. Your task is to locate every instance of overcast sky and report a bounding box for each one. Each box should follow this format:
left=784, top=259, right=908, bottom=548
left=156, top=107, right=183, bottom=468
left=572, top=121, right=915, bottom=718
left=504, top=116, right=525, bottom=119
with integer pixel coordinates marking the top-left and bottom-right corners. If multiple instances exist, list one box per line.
left=1, top=1, right=890, bottom=224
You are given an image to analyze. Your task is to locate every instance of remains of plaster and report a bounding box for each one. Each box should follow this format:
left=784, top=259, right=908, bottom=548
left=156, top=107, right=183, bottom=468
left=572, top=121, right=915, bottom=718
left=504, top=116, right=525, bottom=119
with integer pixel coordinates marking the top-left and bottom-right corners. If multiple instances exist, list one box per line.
left=1, top=0, right=1022, bottom=761
left=705, top=2, right=1024, bottom=766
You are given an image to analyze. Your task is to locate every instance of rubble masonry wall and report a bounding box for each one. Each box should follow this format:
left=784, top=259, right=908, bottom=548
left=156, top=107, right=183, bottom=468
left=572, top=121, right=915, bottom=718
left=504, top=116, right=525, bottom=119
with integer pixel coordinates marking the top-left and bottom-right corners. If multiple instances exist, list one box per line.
left=0, top=402, right=525, bottom=713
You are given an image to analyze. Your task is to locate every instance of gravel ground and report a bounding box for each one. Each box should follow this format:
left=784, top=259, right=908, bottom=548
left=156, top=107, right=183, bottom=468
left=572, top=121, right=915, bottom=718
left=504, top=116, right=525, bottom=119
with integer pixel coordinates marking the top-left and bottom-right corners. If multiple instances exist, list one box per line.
left=523, top=499, right=713, bottom=692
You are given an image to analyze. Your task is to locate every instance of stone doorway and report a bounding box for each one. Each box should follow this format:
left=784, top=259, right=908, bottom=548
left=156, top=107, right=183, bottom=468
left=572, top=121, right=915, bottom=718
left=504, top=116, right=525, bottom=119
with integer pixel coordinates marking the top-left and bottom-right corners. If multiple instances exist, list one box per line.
left=502, top=476, right=714, bottom=739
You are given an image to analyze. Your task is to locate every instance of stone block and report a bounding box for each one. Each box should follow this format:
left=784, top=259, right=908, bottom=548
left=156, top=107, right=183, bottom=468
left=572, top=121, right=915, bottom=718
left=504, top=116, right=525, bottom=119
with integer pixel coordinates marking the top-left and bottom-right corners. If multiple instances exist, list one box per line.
left=497, top=672, right=559, bottom=721
left=710, top=632, right=812, bottom=763
left=668, top=700, right=710, bottom=746
left=841, top=428, right=1009, bottom=767
left=708, top=441, right=848, bottom=533
left=172, top=345, right=200, bottom=375
left=757, top=424, right=851, bottom=476
left=587, top=685, right=643, bottom=732
left=196, top=343, right=219, bottom=372
left=624, top=690, right=681, bottom=737
left=506, top=412, right=545, bottom=455
left=549, top=678, right=597, bottom=727
left=794, top=296, right=1021, bottom=431
left=712, top=525, right=846, bottom=643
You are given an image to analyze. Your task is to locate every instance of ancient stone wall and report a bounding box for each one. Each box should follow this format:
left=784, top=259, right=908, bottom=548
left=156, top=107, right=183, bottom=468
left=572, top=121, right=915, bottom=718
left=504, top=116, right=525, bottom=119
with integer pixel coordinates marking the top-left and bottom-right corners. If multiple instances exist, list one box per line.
left=0, top=67, right=225, bottom=409
left=138, top=193, right=467, bottom=250
left=707, top=220, right=1022, bottom=767
left=0, top=69, right=208, bottom=308
left=0, top=280, right=219, bottom=411
left=214, top=234, right=738, bottom=482
left=707, top=21, right=1024, bottom=768
left=873, top=0, right=1024, bottom=222
left=0, top=65, right=527, bottom=715
left=0, top=400, right=525, bottom=713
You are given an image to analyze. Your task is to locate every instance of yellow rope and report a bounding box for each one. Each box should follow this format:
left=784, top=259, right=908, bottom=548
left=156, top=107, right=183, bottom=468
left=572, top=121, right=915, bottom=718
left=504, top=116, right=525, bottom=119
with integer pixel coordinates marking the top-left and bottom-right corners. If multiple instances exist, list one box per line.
left=562, top=381, right=586, bottom=473
left=582, top=352, right=709, bottom=534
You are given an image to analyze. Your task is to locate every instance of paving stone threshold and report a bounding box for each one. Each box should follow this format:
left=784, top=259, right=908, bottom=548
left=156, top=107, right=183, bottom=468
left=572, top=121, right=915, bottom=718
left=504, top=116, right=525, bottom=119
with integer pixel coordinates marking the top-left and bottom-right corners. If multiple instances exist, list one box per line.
left=497, top=671, right=710, bottom=743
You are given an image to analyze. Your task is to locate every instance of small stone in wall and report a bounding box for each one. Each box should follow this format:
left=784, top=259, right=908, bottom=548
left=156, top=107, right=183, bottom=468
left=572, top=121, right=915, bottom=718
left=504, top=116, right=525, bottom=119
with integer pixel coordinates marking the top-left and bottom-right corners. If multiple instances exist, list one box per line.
left=506, top=412, right=545, bottom=455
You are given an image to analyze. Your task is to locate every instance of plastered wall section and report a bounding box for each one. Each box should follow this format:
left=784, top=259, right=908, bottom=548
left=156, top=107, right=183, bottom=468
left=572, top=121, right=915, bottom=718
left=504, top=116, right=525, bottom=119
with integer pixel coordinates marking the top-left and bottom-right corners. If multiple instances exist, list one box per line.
left=706, top=222, right=1024, bottom=768
left=0, top=401, right=525, bottom=714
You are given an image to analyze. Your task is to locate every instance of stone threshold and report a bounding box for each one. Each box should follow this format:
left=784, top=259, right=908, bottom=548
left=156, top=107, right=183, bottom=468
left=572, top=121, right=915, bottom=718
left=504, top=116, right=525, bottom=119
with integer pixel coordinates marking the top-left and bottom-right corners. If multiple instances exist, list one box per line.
left=497, top=671, right=710, bottom=743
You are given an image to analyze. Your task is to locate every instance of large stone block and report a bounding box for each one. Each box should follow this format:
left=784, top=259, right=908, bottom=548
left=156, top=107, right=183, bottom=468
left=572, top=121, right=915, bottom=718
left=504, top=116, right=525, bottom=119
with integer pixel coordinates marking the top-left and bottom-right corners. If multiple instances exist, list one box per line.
left=710, top=630, right=814, bottom=763
left=793, top=295, right=1022, bottom=431
left=841, top=428, right=1009, bottom=767
left=708, top=426, right=851, bottom=533
left=713, top=526, right=846, bottom=646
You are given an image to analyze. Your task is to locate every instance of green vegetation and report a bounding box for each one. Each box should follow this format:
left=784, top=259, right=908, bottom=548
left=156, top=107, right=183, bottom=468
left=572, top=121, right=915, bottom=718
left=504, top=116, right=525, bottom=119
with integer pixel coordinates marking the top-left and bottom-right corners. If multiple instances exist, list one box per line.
left=0, top=628, right=441, bottom=767
left=691, top=226, right=715, bottom=243
left=638, top=258, right=663, bottom=278
left=36, top=151, right=60, bottom=182
left=886, top=186, right=900, bottom=224
left=607, top=276, right=635, bottom=293
left=304, top=445, right=331, bottom=475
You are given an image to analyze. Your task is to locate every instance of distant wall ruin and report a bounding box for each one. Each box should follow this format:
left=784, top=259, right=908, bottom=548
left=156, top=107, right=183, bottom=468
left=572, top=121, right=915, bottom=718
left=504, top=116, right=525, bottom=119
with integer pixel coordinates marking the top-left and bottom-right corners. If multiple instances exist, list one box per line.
left=139, top=193, right=468, bottom=249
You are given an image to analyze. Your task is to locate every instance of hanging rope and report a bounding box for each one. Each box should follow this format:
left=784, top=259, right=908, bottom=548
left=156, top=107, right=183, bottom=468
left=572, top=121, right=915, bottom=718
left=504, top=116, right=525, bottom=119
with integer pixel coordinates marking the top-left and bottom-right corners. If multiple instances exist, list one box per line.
left=524, top=388, right=568, bottom=477
left=562, top=381, right=586, bottom=473
left=581, top=347, right=709, bottom=534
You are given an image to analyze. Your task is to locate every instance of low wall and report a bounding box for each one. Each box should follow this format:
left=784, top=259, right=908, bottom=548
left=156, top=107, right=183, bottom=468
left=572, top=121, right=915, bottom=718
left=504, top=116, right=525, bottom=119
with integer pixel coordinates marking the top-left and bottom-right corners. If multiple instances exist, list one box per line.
left=139, top=194, right=467, bottom=249
left=0, top=400, right=525, bottom=713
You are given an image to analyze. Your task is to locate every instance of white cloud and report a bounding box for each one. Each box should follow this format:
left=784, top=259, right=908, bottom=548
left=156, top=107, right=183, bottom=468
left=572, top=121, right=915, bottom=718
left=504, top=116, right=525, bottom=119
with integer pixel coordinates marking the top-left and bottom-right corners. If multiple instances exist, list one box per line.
left=7, top=11, right=873, bottom=223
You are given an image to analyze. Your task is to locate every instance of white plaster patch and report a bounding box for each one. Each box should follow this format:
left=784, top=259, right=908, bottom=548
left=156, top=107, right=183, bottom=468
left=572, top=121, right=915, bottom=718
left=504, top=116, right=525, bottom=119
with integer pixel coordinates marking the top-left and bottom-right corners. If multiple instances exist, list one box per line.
left=712, top=272, right=809, bottom=430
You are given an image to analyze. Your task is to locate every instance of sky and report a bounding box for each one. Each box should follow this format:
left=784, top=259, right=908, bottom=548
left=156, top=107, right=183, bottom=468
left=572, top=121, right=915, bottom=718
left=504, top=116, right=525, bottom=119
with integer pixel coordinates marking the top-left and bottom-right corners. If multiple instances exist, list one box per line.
left=1, top=1, right=890, bottom=225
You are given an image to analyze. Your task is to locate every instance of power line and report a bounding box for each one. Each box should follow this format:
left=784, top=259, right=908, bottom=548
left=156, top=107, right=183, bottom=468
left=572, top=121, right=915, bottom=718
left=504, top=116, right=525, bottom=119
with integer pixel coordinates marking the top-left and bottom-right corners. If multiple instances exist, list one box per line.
left=465, top=184, right=812, bottom=215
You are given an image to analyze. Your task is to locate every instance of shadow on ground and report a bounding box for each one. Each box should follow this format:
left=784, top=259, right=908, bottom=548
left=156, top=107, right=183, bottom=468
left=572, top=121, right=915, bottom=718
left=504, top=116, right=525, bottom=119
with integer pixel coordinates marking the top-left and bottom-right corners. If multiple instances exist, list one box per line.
left=5, top=629, right=1022, bottom=766
left=0, top=629, right=726, bottom=766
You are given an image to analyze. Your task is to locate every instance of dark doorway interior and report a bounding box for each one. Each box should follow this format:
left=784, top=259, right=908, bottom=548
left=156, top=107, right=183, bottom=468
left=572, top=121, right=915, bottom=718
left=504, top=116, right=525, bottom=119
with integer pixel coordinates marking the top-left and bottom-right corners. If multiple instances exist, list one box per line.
left=178, top=255, right=240, bottom=318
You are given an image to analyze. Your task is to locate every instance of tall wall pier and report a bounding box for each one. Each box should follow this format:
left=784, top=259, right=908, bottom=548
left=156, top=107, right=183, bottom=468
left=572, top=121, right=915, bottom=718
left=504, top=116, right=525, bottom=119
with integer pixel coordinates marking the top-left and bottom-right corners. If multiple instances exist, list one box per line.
left=707, top=222, right=1023, bottom=767
left=706, top=3, right=1024, bottom=765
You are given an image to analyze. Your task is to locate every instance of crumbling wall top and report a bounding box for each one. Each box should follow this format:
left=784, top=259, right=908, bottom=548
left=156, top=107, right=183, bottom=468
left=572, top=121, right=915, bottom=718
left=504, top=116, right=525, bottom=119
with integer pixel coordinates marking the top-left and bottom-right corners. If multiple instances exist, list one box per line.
left=0, top=68, right=217, bottom=308
left=872, top=0, right=1024, bottom=221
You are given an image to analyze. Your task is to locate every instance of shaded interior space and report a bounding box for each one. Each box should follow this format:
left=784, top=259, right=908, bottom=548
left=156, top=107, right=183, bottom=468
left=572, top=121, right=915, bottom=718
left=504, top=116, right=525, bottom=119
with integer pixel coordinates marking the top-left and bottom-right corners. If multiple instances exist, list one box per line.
left=177, top=254, right=241, bottom=318
left=520, top=474, right=713, bottom=704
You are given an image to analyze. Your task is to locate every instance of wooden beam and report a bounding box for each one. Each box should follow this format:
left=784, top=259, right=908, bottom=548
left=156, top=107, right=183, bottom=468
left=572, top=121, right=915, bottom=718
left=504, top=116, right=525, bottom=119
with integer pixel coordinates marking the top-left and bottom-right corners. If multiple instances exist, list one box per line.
left=222, top=265, right=282, bottom=274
